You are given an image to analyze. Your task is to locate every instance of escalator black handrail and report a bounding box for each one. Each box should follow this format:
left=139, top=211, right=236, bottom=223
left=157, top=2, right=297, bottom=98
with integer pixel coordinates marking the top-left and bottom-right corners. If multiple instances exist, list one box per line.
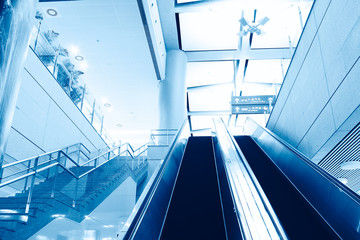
left=245, top=117, right=360, bottom=239
left=123, top=119, right=190, bottom=239
left=245, top=118, right=360, bottom=204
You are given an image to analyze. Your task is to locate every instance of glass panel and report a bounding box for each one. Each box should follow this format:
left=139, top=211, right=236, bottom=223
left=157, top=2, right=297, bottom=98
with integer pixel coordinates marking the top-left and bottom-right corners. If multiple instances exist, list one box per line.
left=179, top=12, right=239, bottom=51
left=186, top=61, right=234, bottom=87
left=251, top=2, right=313, bottom=49
left=245, top=59, right=285, bottom=84
left=188, top=84, right=233, bottom=111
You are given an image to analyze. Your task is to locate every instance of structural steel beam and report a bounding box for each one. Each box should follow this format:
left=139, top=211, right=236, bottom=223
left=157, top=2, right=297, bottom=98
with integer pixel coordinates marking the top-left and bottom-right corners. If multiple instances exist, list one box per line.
left=186, top=48, right=292, bottom=62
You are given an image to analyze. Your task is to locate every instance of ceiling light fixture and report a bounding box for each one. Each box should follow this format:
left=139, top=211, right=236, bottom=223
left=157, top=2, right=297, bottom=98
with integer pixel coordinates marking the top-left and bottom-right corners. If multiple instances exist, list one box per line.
left=116, top=124, right=123, bottom=128
left=75, top=55, right=84, bottom=61
left=46, top=9, right=58, bottom=17
left=340, top=161, right=360, bottom=170
left=104, top=103, right=111, bottom=108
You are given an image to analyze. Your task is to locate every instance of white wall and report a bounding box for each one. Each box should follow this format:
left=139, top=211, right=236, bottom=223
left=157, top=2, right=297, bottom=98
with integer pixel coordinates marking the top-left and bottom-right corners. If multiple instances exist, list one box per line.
left=267, top=0, right=360, bottom=163
left=4, top=48, right=107, bottom=162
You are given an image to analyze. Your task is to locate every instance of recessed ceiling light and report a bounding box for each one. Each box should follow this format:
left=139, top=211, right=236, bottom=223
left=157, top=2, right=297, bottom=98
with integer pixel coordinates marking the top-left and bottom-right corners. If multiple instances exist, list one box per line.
left=116, top=124, right=123, bottom=127
left=340, top=161, right=360, bottom=170
left=104, top=103, right=111, bottom=108
left=46, top=9, right=58, bottom=17
left=338, top=178, right=348, bottom=185
left=75, top=55, right=84, bottom=61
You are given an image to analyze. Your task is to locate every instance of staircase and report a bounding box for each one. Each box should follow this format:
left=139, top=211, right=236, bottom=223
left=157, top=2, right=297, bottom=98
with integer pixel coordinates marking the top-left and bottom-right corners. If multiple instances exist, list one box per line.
left=0, top=143, right=149, bottom=240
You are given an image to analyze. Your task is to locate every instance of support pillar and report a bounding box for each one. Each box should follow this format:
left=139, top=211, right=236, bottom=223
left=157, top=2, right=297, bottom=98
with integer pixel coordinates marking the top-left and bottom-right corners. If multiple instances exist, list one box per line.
left=159, top=50, right=187, bottom=131
left=0, top=0, right=36, bottom=167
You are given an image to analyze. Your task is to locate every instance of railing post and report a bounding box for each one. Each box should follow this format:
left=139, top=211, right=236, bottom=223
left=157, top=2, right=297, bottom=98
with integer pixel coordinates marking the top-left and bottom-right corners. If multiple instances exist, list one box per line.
left=51, top=152, right=61, bottom=198
left=23, top=160, right=32, bottom=192
left=91, top=100, right=96, bottom=124
left=47, top=153, right=52, bottom=178
left=100, top=116, right=104, bottom=136
left=73, top=167, right=79, bottom=208
left=80, top=84, right=86, bottom=111
left=25, top=157, right=38, bottom=215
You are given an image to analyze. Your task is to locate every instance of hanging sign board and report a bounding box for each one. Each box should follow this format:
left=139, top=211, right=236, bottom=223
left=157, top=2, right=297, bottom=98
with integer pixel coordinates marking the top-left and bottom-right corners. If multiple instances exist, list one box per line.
left=231, top=105, right=270, bottom=114
left=231, top=95, right=276, bottom=105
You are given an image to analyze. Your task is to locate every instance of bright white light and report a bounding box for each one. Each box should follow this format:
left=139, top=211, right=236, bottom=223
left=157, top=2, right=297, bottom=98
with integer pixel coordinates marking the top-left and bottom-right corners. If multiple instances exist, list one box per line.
left=69, top=45, right=80, bottom=55
left=35, top=235, right=48, bottom=240
left=103, top=225, right=114, bottom=228
left=51, top=214, right=65, bottom=218
left=338, top=178, right=348, bottom=185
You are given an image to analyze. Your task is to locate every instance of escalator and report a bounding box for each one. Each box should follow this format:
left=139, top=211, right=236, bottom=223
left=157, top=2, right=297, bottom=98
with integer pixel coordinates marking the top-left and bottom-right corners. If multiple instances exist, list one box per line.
left=235, top=136, right=339, bottom=239
left=123, top=119, right=360, bottom=240
left=160, top=136, right=227, bottom=239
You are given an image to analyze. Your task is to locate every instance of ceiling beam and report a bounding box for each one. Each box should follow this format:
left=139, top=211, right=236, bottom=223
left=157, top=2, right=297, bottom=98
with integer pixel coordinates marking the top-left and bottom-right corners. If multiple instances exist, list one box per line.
left=188, top=111, right=230, bottom=116
left=186, top=48, right=292, bottom=62
left=187, top=82, right=233, bottom=91
left=174, top=0, right=314, bottom=13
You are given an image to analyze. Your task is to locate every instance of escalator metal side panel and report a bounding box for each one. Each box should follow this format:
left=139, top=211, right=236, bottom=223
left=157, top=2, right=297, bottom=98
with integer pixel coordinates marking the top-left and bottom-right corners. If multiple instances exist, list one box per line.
left=124, top=121, right=190, bottom=240
left=244, top=119, right=360, bottom=239
left=212, top=137, right=243, bottom=240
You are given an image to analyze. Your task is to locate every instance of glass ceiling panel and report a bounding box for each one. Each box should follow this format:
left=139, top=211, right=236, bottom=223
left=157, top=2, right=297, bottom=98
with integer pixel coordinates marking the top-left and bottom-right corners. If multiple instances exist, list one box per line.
left=251, top=2, right=313, bottom=49
left=188, top=84, right=233, bottom=112
left=186, top=61, right=234, bottom=87
left=240, top=83, right=278, bottom=96
left=244, top=59, right=288, bottom=84
left=179, top=11, right=240, bottom=51
left=179, top=1, right=314, bottom=51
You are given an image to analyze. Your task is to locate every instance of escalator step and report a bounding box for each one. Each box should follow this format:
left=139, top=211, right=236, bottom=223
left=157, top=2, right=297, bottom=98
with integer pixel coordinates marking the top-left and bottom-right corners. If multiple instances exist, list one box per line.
left=235, top=136, right=340, bottom=240
left=160, top=136, right=227, bottom=240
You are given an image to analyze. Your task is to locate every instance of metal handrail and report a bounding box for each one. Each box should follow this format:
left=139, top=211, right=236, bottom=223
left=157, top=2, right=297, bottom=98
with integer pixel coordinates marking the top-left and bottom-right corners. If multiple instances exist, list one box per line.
left=2, top=143, right=90, bottom=169
left=0, top=141, right=149, bottom=219
left=214, top=118, right=288, bottom=239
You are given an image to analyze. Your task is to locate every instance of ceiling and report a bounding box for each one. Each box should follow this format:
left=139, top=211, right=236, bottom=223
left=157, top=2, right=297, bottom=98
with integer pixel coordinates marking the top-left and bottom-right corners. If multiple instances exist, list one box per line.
left=36, top=0, right=314, bottom=144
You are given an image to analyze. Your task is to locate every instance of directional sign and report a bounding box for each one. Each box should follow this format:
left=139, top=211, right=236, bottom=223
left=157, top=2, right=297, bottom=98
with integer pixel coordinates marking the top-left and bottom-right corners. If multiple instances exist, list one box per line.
left=231, top=95, right=276, bottom=105
left=231, top=105, right=269, bottom=114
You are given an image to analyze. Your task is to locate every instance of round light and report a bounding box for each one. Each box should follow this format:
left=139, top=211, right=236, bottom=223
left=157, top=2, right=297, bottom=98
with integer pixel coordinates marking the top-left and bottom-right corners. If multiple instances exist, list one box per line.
left=116, top=124, right=123, bottom=127
left=75, top=55, right=84, bottom=61
left=104, top=103, right=111, bottom=108
left=340, top=161, right=360, bottom=170
left=337, top=178, right=348, bottom=185
left=46, top=9, right=58, bottom=17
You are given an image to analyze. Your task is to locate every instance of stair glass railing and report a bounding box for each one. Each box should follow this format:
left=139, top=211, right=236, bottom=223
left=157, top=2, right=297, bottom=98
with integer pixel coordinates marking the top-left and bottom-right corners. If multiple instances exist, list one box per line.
left=0, top=142, right=149, bottom=221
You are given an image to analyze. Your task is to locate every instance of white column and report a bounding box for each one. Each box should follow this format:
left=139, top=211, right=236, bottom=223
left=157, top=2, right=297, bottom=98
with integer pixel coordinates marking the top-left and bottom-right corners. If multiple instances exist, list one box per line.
left=159, top=50, right=187, bottom=130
